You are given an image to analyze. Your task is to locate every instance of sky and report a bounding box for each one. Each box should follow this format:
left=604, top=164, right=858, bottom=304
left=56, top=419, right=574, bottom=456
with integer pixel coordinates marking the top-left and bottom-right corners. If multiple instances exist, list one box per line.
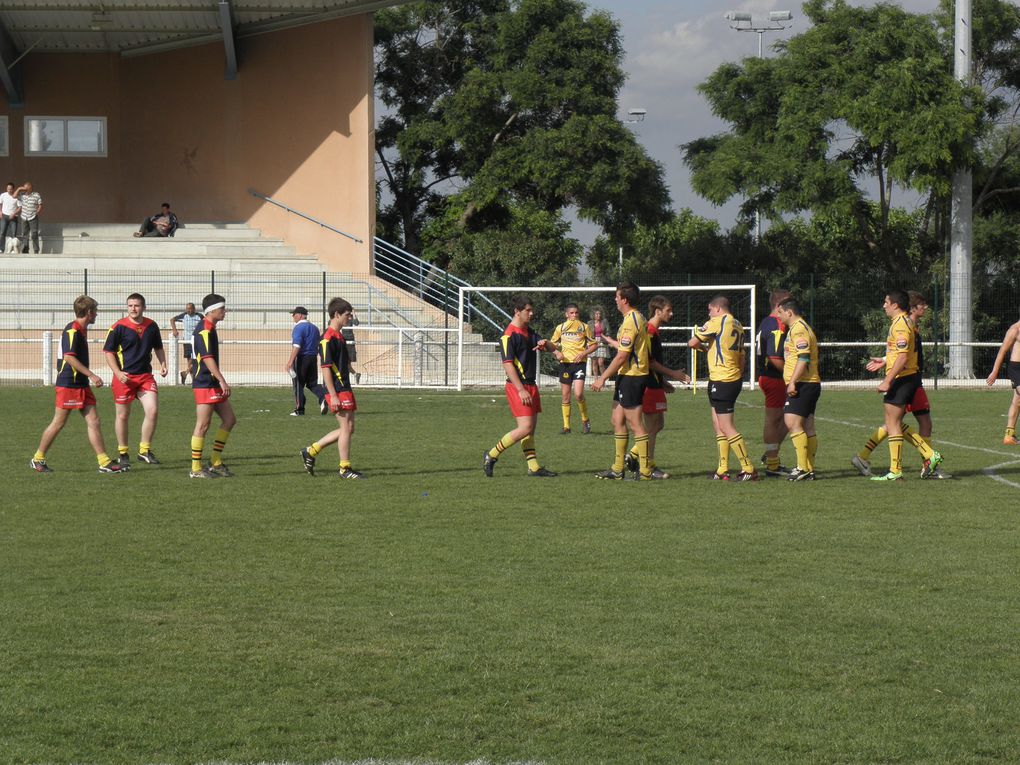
left=576, top=0, right=939, bottom=243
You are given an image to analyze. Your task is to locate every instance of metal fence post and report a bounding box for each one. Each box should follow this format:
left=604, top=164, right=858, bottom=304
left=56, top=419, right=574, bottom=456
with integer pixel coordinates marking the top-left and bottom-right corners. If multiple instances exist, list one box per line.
left=413, top=331, right=423, bottom=386
left=167, top=334, right=179, bottom=385
left=397, top=330, right=404, bottom=388
left=42, top=330, right=53, bottom=386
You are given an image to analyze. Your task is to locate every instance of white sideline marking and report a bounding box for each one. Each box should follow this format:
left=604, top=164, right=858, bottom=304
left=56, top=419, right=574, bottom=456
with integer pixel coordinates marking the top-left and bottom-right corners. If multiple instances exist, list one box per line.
left=737, top=399, right=1020, bottom=486
left=179, top=761, right=545, bottom=765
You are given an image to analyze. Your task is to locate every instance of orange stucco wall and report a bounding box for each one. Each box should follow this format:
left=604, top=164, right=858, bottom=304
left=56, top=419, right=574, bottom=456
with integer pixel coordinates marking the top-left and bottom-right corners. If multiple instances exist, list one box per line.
left=0, top=16, right=375, bottom=272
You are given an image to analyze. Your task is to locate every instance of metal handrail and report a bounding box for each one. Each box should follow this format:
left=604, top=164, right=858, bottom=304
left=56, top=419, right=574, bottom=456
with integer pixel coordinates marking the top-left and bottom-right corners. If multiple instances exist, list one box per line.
left=248, top=188, right=363, bottom=243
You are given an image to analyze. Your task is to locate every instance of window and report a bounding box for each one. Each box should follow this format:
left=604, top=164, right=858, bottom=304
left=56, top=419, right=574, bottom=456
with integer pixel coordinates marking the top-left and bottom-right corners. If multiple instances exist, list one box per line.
left=0, top=116, right=8, bottom=156
left=24, top=116, right=106, bottom=157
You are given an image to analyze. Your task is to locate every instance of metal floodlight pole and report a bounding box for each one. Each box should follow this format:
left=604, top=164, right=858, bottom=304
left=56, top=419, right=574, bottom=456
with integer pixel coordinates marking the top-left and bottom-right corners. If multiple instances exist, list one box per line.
left=724, top=10, right=793, bottom=244
left=949, top=0, right=973, bottom=379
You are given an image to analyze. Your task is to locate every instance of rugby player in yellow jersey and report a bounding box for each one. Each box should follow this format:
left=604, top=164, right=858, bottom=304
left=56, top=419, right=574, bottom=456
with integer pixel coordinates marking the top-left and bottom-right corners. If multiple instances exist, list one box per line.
left=688, top=296, right=758, bottom=481
left=866, top=289, right=943, bottom=482
left=592, top=282, right=656, bottom=480
left=775, top=298, right=820, bottom=481
left=549, top=303, right=597, bottom=434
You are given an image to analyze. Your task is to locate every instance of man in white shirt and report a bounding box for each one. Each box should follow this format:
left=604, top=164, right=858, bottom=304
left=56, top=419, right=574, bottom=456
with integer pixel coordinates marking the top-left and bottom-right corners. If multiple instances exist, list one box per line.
left=0, top=182, right=19, bottom=252
left=16, top=181, right=43, bottom=254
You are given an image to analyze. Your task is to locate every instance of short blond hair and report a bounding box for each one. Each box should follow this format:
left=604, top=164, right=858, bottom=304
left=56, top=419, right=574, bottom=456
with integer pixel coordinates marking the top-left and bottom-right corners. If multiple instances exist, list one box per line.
left=73, top=295, right=98, bottom=318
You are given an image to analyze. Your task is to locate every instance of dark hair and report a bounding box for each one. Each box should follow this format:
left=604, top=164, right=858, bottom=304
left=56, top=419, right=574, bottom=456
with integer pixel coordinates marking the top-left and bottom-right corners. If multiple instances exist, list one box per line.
left=126, top=292, right=146, bottom=307
left=161, top=202, right=171, bottom=209
left=202, top=293, right=226, bottom=311
left=327, top=297, right=353, bottom=318
left=509, top=294, right=532, bottom=314
left=616, top=282, right=639, bottom=307
left=908, top=290, right=927, bottom=308
left=564, top=303, right=578, bottom=312
left=709, top=295, right=730, bottom=311
left=769, top=289, right=792, bottom=309
left=73, top=295, right=98, bottom=318
left=778, top=297, right=802, bottom=316
left=648, top=295, right=671, bottom=314
left=886, top=289, right=909, bottom=312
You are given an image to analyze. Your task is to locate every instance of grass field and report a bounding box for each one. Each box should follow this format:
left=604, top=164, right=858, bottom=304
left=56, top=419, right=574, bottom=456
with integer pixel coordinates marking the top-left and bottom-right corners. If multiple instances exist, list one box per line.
left=3, top=385, right=1020, bottom=764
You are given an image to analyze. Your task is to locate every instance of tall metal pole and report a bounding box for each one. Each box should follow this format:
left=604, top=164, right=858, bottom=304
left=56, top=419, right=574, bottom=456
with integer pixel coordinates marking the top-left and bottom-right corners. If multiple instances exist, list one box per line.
left=949, top=0, right=973, bottom=378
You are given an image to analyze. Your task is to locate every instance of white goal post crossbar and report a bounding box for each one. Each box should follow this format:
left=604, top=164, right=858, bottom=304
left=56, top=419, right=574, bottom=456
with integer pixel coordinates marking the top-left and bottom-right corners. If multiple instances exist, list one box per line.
left=456, top=284, right=758, bottom=391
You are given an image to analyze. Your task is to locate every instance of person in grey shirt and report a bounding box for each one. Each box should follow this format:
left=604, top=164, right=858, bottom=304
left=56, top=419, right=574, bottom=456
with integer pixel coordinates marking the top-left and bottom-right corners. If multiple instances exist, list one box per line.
left=15, top=182, right=42, bottom=254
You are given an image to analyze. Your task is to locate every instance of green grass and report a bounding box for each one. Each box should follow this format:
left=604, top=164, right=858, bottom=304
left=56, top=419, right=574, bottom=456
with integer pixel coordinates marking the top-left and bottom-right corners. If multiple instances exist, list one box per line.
left=2, top=386, right=1020, bottom=764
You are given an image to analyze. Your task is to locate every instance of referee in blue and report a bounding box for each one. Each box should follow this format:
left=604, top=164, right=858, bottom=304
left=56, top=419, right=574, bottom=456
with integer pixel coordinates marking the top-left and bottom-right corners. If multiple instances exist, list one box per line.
left=285, top=306, right=326, bottom=416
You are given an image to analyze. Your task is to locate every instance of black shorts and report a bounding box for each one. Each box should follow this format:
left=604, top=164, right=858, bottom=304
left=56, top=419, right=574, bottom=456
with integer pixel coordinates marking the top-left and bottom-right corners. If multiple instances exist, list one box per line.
left=1009, top=361, right=1020, bottom=390
left=559, top=362, right=586, bottom=385
left=614, top=375, right=649, bottom=408
left=884, top=373, right=921, bottom=406
left=784, top=381, right=821, bottom=418
left=182, top=343, right=193, bottom=360
left=708, top=380, right=742, bottom=414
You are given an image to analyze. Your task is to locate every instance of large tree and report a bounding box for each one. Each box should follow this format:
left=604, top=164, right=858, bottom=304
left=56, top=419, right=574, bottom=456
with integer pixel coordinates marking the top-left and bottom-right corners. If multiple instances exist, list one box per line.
left=683, top=0, right=983, bottom=273
left=375, top=0, right=671, bottom=280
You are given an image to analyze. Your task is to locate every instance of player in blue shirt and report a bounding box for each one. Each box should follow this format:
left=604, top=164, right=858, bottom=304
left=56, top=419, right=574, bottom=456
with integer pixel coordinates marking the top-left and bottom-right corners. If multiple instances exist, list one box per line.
left=170, top=303, right=202, bottom=385
left=284, top=306, right=327, bottom=416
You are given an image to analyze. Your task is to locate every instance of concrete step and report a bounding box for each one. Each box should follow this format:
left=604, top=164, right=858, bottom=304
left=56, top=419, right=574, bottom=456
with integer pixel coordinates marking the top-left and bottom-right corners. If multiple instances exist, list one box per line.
left=22, top=240, right=294, bottom=257
left=39, top=223, right=262, bottom=239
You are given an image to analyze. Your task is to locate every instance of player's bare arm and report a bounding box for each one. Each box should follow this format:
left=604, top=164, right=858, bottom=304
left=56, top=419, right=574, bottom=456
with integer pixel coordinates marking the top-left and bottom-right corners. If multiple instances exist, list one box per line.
left=878, top=353, right=907, bottom=393
left=650, top=358, right=689, bottom=384
left=504, top=361, right=531, bottom=406
left=155, top=347, right=168, bottom=377
left=65, top=354, right=104, bottom=388
left=202, top=357, right=231, bottom=397
left=104, top=349, right=129, bottom=384
left=593, top=349, right=629, bottom=392
left=987, top=323, right=1020, bottom=385
left=787, top=357, right=808, bottom=396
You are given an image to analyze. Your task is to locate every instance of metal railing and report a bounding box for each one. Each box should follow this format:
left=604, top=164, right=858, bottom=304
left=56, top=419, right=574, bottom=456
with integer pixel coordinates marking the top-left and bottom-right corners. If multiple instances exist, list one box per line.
left=248, top=188, right=363, bottom=243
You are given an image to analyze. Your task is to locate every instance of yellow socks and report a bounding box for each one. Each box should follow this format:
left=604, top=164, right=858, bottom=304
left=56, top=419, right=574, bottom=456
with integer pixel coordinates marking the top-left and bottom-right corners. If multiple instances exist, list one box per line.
left=488, top=432, right=517, bottom=460
left=888, top=435, right=904, bottom=474
left=728, top=434, right=754, bottom=473
left=97, top=452, right=112, bottom=468
left=614, top=434, right=629, bottom=472
left=901, top=425, right=934, bottom=460
left=807, top=434, right=818, bottom=466
left=578, top=399, right=589, bottom=424
left=139, top=441, right=151, bottom=455
left=634, top=435, right=650, bottom=477
left=191, top=436, right=204, bottom=472
left=307, top=441, right=322, bottom=458
left=34, top=450, right=45, bottom=461
left=211, top=428, right=230, bottom=467
left=561, top=403, right=571, bottom=430
left=521, top=436, right=540, bottom=471
left=716, top=435, right=730, bottom=474
left=859, top=426, right=887, bottom=459
left=764, top=443, right=780, bottom=471
left=791, top=431, right=810, bottom=471
left=118, top=445, right=129, bottom=456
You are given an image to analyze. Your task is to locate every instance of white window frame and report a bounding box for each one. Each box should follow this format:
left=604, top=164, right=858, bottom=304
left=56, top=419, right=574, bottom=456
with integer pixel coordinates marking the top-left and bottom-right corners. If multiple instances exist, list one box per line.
left=0, top=116, right=8, bottom=157
left=24, top=116, right=107, bottom=157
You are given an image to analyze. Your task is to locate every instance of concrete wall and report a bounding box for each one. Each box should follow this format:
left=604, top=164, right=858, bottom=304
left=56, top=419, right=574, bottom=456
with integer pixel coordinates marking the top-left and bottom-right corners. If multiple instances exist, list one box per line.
left=0, top=15, right=375, bottom=272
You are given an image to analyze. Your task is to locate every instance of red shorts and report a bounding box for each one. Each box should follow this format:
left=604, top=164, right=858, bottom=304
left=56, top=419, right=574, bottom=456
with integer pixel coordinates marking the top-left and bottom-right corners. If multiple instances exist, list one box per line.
left=193, top=387, right=227, bottom=405
left=642, top=386, right=667, bottom=414
left=506, top=382, right=541, bottom=417
left=55, top=386, right=96, bottom=410
left=906, top=386, right=930, bottom=413
left=328, top=390, right=357, bottom=412
left=759, top=375, right=786, bottom=409
left=112, top=373, right=157, bottom=404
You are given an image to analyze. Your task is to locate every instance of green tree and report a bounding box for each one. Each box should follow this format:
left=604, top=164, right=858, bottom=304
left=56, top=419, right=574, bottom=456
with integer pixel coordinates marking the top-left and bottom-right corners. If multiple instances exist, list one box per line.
left=375, top=0, right=671, bottom=268
left=683, top=0, right=982, bottom=272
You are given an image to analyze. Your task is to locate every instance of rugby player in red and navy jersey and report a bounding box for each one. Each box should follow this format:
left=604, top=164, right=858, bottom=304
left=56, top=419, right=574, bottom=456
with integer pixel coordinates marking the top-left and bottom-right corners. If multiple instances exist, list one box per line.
left=300, top=297, right=364, bottom=479
left=30, top=295, right=124, bottom=474
left=483, top=295, right=558, bottom=478
left=103, top=293, right=167, bottom=467
left=756, top=289, right=791, bottom=476
left=188, top=294, right=236, bottom=478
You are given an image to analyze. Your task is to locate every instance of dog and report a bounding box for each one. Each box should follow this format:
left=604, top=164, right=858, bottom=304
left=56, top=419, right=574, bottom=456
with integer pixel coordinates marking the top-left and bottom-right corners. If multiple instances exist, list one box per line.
left=3, top=236, right=20, bottom=254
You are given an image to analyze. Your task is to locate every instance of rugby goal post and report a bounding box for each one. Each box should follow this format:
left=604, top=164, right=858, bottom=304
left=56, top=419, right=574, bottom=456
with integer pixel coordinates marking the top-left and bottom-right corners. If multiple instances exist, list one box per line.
left=455, top=284, right=758, bottom=391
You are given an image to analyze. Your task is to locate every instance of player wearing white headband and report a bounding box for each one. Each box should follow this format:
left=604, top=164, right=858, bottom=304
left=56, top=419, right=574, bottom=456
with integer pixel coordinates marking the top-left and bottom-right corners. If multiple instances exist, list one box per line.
left=188, top=293, right=236, bottom=478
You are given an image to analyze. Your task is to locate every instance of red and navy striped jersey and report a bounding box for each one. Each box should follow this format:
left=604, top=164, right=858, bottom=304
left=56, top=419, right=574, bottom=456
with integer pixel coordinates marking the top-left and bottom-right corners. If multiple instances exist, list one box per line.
left=56, top=320, right=90, bottom=388
left=500, top=323, right=541, bottom=385
left=755, top=313, right=787, bottom=380
left=103, top=317, right=163, bottom=374
left=647, top=323, right=665, bottom=389
left=192, top=319, right=221, bottom=389
left=319, top=327, right=351, bottom=392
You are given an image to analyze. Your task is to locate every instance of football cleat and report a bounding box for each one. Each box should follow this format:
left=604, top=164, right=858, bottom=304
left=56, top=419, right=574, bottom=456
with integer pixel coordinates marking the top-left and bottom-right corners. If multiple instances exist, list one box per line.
left=870, top=471, right=903, bottom=482
left=595, top=468, right=626, bottom=480
left=650, top=467, right=671, bottom=480
left=301, top=448, right=316, bottom=476
left=289, top=409, right=304, bottom=417
left=29, top=458, right=53, bottom=473
left=851, top=455, right=872, bottom=477
left=320, top=397, right=329, bottom=415
left=560, top=427, right=571, bottom=435
left=920, top=450, right=943, bottom=479
left=582, top=420, right=591, bottom=434
left=625, top=451, right=639, bottom=473
left=98, top=462, right=125, bottom=474
left=528, top=467, right=558, bottom=477
left=207, top=464, right=234, bottom=478
left=787, top=468, right=815, bottom=481
left=710, top=472, right=731, bottom=481
left=483, top=453, right=496, bottom=478
left=337, top=467, right=365, bottom=479
left=735, top=471, right=759, bottom=482
left=189, top=468, right=219, bottom=479
left=927, top=468, right=950, bottom=479
left=1004, top=435, right=1019, bottom=446
left=118, top=453, right=131, bottom=468
left=137, top=451, right=160, bottom=465
left=354, top=372, right=362, bottom=385
left=764, top=466, right=792, bottom=478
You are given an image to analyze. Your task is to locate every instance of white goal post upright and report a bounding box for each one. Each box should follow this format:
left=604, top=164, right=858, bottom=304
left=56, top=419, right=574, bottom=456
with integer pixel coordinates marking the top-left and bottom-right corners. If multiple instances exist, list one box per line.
left=456, top=284, right=757, bottom=391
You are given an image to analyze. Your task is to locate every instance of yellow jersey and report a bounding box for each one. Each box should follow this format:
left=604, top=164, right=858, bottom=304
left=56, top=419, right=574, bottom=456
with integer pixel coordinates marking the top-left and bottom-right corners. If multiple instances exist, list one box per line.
left=694, top=313, right=744, bottom=383
left=885, top=312, right=918, bottom=378
left=550, top=319, right=594, bottom=363
left=616, top=309, right=650, bottom=377
left=783, top=318, right=820, bottom=384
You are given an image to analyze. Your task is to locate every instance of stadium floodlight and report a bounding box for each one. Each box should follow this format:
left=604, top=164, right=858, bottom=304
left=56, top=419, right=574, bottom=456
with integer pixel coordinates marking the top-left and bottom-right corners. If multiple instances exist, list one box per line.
left=724, top=11, right=752, bottom=22
left=769, top=11, right=793, bottom=22
left=624, top=108, right=647, bottom=124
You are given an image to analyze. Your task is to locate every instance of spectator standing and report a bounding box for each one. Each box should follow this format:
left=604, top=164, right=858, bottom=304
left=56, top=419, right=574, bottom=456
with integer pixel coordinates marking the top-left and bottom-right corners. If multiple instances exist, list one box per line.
left=170, top=303, right=203, bottom=385
left=285, top=306, right=326, bottom=416
left=16, top=182, right=42, bottom=254
left=590, top=307, right=612, bottom=380
left=1, top=182, right=19, bottom=251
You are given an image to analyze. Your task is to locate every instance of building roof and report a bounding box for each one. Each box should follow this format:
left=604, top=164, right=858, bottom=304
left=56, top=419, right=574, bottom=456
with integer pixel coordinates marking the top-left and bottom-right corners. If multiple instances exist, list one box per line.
left=0, top=0, right=407, bottom=56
